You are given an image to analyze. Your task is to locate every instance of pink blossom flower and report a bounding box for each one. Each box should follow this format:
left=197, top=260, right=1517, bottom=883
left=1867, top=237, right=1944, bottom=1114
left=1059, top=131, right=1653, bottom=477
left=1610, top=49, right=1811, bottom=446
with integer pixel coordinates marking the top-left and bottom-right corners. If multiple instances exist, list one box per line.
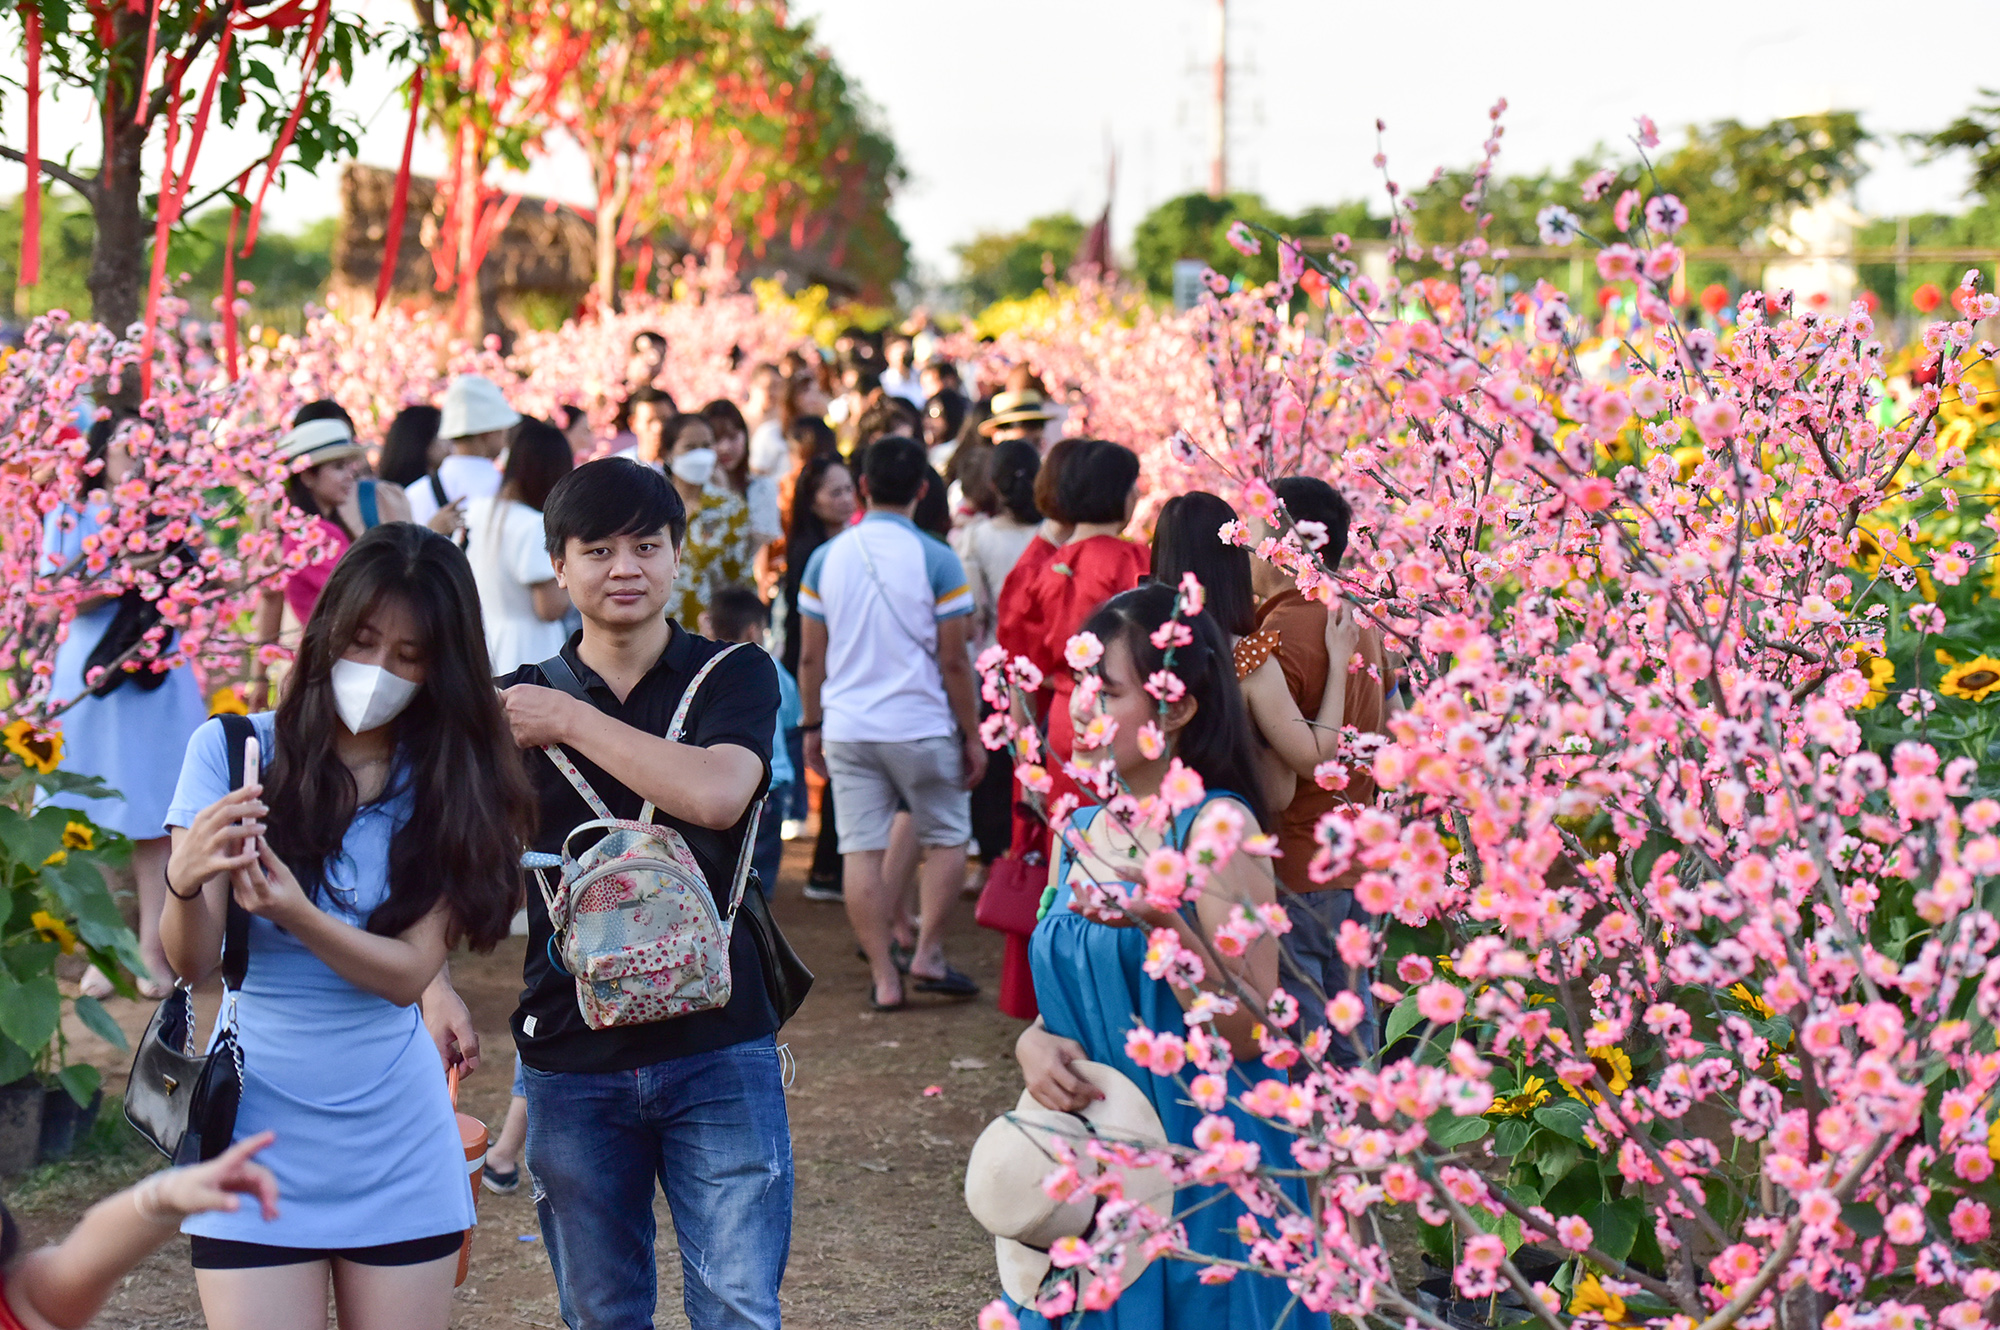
left=1065, top=632, right=1105, bottom=671
left=1416, top=981, right=1466, bottom=1024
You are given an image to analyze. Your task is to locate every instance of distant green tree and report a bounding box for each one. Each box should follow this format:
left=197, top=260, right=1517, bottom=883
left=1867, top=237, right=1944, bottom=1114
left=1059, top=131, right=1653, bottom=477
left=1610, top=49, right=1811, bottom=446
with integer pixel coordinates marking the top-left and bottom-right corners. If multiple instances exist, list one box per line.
left=1, top=194, right=335, bottom=334
left=1911, top=90, right=2000, bottom=203
left=1129, top=192, right=1381, bottom=297
left=1857, top=203, right=2000, bottom=313
left=953, top=213, right=1087, bottom=309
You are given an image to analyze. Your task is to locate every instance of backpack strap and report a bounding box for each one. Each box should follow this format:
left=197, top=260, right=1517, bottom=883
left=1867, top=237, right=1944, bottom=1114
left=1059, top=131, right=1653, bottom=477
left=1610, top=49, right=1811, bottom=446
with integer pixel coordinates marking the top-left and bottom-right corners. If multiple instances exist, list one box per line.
left=670, top=643, right=758, bottom=922
left=356, top=478, right=380, bottom=530
left=665, top=643, right=747, bottom=742
left=533, top=652, right=618, bottom=822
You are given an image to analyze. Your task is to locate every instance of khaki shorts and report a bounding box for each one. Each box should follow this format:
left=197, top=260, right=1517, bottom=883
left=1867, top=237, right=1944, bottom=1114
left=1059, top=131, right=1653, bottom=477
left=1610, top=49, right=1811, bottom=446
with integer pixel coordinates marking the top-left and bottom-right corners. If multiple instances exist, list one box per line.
left=823, top=735, right=971, bottom=854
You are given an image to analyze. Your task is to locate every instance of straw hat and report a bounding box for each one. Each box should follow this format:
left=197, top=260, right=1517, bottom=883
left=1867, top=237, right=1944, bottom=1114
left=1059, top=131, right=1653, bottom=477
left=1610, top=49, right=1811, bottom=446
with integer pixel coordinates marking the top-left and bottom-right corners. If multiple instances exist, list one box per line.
left=964, top=1061, right=1177, bottom=1306
left=439, top=374, right=521, bottom=439
left=278, top=417, right=365, bottom=468
left=979, top=388, right=1057, bottom=435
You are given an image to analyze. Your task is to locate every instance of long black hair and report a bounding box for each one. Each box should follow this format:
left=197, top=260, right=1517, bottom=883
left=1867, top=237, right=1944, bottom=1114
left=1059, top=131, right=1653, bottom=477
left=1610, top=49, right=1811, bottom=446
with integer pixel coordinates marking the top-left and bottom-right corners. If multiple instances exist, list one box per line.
left=282, top=400, right=358, bottom=540
left=499, top=418, right=575, bottom=512
left=1150, top=491, right=1256, bottom=638
left=1079, top=582, right=1267, bottom=831
left=266, top=523, right=534, bottom=950
left=377, top=405, right=442, bottom=487
left=988, top=439, right=1042, bottom=525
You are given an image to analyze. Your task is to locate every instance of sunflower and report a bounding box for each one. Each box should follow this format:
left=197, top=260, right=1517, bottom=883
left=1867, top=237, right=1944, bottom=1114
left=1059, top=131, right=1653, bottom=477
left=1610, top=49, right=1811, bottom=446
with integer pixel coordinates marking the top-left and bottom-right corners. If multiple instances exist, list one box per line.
left=1857, top=654, right=1894, bottom=710
left=1564, top=1046, right=1633, bottom=1105
left=1570, top=1273, right=1627, bottom=1324
left=1941, top=656, right=2000, bottom=704
left=61, top=822, right=94, bottom=852
left=208, top=686, right=249, bottom=717
left=1728, top=982, right=1776, bottom=1020
left=1, top=720, right=61, bottom=775
left=30, top=911, right=77, bottom=955
left=1487, top=1075, right=1551, bottom=1118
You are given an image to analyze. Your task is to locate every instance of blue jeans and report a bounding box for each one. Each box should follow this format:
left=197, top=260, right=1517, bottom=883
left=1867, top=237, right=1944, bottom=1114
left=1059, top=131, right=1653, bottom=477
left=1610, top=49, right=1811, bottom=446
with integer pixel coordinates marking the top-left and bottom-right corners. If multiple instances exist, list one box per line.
left=522, top=1037, right=794, bottom=1330
left=782, top=731, right=809, bottom=821
left=1280, top=889, right=1380, bottom=1069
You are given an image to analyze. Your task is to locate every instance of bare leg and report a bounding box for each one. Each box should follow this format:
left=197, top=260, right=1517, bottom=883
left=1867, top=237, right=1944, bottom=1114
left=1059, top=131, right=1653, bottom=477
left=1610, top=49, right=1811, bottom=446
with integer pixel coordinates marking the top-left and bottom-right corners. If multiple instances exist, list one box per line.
left=196, top=1260, right=332, bottom=1330
left=842, top=848, right=903, bottom=1007
left=485, top=1095, right=528, bottom=1171
left=908, top=841, right=969, bottom=982
left=330, top=1253, right=457, bottom=1330
left=130, top=836, right=175, bottom=997
left=882, top=811, right=920, bottom=950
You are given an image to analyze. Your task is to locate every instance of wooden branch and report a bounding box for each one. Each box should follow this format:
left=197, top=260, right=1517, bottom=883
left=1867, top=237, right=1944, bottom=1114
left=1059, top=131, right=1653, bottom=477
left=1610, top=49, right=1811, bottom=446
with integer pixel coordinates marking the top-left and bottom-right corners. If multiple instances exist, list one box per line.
left=0, top=145, right=95, bottom=199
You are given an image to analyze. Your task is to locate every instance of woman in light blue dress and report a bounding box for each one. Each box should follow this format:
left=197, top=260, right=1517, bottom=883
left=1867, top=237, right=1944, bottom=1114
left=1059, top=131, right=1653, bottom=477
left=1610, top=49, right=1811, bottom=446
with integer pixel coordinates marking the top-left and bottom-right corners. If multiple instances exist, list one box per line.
left=41, top=415, right=212, bottom=998
left=162, top=522, right=535, bottom=1330
left=1010, top=584, right=1332, bottom=1330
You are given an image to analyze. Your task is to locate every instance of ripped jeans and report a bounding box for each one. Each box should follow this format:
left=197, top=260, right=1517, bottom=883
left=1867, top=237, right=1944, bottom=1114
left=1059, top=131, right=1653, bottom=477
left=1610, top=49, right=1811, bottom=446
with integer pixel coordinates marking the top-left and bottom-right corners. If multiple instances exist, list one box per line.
left=523, top=1037, right=794, bottom=1329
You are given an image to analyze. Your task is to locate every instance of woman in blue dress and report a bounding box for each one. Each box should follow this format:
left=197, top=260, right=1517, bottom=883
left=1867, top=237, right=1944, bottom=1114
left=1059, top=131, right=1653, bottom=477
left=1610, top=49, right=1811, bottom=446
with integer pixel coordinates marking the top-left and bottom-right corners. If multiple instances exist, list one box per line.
left=41, top=414, right=212, bottom=998
left=162, top=522, right=535, bottom=1329
left=1010, top=583, right=1332, bottom=1330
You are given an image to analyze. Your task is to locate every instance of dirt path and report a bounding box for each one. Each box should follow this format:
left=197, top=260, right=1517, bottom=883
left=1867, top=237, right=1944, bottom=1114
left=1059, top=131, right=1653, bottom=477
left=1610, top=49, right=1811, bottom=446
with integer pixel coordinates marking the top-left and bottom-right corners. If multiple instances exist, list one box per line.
left=21, top=835, right=1025, bottom=1328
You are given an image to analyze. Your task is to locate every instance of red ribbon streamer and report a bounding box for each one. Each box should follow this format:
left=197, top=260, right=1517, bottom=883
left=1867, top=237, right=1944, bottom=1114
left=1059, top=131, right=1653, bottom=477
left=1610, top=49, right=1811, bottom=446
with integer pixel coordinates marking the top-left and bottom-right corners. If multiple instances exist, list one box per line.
left=221, top=170, right=247, bottom=380
left=240, top=0, right=328, bottom=257
left=133, top=0, right=160, bottom=124
left=373, top=67, right=422, bottom=316
left=140, top=85, right=183, bottom=398
left=19, top=4, right=40, bottom=289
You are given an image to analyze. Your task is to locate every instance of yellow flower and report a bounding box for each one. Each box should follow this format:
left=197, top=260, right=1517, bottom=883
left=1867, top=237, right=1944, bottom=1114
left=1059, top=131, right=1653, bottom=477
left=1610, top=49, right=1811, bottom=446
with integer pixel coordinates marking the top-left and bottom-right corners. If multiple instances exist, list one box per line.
left=1940, top=656, right=2000, bottom=704
left=208, top=686, right=249, bottom=717
left=1857, top=654, right=1894, bottom=710
left=1988, top=1116, right=2000, bottom=1162
left=1, top=720, right=61, bottom=775
left=1570, top=1272, right=1627, bottom=1323
left=1488, top=1075, right=1551, bottom=1117
left=60, top=822, right=93, bottom=852
left=1565, top=1046, right=1633, bottom=1106
left=1729, top=982, right=1776, bottom=1020
left=41, top=850, right=64, bottom=867
left=31, top=911, right=76, bottom=955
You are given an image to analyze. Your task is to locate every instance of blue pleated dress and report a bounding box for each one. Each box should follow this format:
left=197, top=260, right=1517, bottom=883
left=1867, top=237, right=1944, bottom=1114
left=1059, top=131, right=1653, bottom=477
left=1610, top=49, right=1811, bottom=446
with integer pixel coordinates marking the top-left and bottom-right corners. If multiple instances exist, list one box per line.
left=39, top=504, right=209, bottom=841
left=165, top=713, right=476, bottom=1249
left=1009, top=802, right=1331, bottom=1330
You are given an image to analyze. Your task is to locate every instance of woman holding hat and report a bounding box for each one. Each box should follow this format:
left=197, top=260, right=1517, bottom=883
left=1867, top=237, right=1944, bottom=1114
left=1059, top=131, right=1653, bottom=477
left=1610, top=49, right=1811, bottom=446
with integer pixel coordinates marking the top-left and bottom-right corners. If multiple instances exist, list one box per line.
left=999, top=582, right=1331, bottom=1329
left=39, top=413, right=214, bottom=999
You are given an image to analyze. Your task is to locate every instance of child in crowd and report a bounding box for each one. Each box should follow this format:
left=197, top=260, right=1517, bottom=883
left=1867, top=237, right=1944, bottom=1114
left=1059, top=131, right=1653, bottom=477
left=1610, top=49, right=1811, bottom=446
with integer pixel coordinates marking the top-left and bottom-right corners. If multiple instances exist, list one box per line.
left=0, top=1133, right=277, bottom=1329
left=703, top=583, right=799, bottom=899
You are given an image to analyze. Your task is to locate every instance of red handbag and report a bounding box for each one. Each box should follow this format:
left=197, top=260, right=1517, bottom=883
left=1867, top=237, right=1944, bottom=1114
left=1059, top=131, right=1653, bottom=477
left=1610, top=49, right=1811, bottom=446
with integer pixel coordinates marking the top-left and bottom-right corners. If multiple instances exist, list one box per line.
left=975, top=852, right=1047, bottom=936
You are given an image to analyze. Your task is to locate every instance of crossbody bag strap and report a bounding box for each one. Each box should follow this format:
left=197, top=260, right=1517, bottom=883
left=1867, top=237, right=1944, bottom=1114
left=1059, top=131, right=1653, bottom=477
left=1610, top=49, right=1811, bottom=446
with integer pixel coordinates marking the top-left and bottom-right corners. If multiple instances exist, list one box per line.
left=851, top=524, right=941, bottom=669
left=216, top=714, right=256, bottom=994
left=533, top=653, right=618, bottom=822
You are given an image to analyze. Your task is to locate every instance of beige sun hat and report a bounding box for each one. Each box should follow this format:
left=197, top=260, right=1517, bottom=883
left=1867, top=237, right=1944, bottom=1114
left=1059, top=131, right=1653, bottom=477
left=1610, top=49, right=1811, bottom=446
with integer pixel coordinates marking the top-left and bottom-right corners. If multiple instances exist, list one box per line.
left=964, top=1061, right=1178, bottom=1307
left=978, top=388, right=1058, bottom=435
left=278, top=417, right=365, bottom=468
left=439, top=374, right=521, bottom=439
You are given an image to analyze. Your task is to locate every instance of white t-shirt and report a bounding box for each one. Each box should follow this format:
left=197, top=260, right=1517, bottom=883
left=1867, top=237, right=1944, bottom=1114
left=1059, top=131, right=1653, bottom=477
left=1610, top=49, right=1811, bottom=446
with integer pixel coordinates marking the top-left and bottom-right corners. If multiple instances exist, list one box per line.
left=407, top=453, right=501, bottom=527
left=748, top=419, right=788, bottom=478
left=464, top=496, right=565, bottom=676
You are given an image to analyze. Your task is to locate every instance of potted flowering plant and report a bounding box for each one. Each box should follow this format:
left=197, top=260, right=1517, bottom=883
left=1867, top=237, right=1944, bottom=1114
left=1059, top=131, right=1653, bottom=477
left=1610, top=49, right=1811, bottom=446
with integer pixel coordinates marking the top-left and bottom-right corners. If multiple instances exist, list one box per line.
left=0, top=721, right=144, bottom=1171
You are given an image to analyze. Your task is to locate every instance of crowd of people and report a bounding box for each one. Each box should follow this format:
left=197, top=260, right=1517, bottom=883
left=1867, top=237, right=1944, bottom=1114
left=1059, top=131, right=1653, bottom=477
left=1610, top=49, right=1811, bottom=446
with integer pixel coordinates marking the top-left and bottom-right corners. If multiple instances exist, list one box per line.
left=28, top=323, right=1393, bottom=1329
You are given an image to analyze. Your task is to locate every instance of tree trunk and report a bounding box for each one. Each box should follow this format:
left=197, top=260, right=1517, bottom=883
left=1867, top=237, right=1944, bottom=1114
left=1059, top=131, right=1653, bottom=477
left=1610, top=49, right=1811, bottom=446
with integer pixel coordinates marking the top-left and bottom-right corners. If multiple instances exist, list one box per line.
left=86, top=8, right=151, bottom=337
left=595, top=201, right=620, bottom=316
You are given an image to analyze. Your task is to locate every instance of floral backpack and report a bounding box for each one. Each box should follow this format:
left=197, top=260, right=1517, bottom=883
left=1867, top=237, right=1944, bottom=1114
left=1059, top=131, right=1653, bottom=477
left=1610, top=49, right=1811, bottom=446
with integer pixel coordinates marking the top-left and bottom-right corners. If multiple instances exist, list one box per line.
left=531, top=645, right=763, bottom=1030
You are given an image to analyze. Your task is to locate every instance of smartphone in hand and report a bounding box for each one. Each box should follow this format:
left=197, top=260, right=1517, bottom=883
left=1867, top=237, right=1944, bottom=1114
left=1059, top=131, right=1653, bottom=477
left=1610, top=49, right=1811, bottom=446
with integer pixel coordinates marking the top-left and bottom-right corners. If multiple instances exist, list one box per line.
left=241, top=735, right=261, bottom=859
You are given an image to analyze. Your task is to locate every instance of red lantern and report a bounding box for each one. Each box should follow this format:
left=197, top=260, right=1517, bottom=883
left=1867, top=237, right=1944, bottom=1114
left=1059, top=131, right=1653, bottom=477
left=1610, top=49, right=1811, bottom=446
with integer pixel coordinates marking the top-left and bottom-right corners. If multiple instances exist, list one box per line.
left=1700, top=283, right=1729, bottom=316
left=1807, top=291, right=1830, bottom=309
left=1596, top=287, right=1619, bottom=311
left=1860, top=289, right=1880, bottom=313
left=1913, top=282, right=1942, bottom=313
left=1913, top=358, right=1939, bottom=386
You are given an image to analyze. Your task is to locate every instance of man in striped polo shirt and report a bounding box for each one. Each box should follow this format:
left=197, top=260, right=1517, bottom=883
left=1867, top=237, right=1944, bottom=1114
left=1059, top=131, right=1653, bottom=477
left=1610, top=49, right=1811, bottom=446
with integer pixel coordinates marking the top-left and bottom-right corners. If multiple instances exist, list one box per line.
left=797, top=435, right=987, bottom=1011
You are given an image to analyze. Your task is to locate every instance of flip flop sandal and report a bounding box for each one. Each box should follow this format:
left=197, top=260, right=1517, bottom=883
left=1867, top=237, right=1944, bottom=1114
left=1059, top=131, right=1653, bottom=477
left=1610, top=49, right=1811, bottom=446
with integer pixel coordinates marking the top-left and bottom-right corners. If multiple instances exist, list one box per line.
left=908, top=965, right=980, bottom=999
left=868, top=986, right=908, bottom=1012
left=853, top=942, right=914, bottom=973
left=481, top=1161, right=521, bottom=1195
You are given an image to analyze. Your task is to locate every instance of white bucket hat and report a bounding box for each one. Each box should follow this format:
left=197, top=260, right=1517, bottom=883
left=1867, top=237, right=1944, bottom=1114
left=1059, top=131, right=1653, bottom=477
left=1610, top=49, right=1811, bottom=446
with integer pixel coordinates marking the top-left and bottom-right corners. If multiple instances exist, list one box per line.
left=964, top=1061, right=1178, bottom=1307
left=278, top=417, right=365, bottom=468
left=439, top=374, right=521, bottom=439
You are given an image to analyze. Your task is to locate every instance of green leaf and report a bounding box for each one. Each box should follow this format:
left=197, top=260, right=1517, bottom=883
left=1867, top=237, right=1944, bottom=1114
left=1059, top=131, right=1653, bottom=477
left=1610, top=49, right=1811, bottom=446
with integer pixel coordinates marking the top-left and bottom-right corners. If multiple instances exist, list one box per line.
left=1417, top=1208, right=1456, bottom=1267
left=0, top=1038, right=32, bottom=1087
left=1588, top=1195, right=1643, bottom=1263
left=1493, top=1116, right=1535, bottom=1157
left=1533, top=1097, right=1593, bottom=1142
left=1840, top=1201, right=1883, bottom=1238
left=0, top=977, right=61, bottom=1055
left=55, top=1063, right=99, bottom=1108
left=72, top=995, right=127, bottom=1052
left=1536, top=1137, right=1582, bottom=1191
left=1384, top=993, right=1424, bottom=1048
left=1427, top=1111, right=1491, bottom=1148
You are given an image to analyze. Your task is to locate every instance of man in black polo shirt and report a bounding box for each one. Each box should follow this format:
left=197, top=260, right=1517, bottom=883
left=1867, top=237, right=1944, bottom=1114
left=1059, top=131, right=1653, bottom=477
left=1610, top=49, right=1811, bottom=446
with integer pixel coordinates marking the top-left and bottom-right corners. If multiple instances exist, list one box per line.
left=470, top=458, right=787, bottom=1329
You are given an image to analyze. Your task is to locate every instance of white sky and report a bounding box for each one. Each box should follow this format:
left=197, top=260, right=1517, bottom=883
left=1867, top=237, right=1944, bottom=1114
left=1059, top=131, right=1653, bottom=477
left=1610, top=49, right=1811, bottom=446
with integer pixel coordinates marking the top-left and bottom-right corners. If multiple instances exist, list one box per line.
left=5, top=0, right=1991, bottom=286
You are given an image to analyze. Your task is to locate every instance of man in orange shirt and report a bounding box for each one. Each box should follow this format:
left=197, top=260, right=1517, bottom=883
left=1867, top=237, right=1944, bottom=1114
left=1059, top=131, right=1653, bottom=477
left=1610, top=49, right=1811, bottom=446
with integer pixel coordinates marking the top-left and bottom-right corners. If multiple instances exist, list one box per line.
left=1252, top=477, right=1390, bottom=1068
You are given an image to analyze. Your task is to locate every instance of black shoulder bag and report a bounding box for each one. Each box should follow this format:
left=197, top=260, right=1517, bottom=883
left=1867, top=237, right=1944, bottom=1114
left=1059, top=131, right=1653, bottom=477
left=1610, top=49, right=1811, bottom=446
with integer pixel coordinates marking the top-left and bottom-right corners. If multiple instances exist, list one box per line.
left=536, top=652, right=814, bottom=1025
left=82, top=590, right=176, bottom=697
left=125, top=713, right=254, bottom=1164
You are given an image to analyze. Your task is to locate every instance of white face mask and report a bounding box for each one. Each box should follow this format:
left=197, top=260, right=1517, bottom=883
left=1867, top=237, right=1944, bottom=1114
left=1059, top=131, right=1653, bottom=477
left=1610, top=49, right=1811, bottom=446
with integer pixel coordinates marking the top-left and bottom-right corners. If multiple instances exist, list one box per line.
left=670, top=447, right=717, bottom=487
left=330, top=659, right=421, bottom=734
